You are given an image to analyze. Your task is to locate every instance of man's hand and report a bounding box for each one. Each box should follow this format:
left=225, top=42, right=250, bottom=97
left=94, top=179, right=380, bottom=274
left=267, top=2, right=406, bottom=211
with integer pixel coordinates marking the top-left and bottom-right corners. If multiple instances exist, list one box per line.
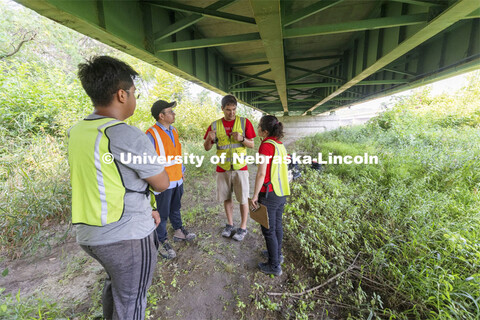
left=207, top=130, right=216, bottom=142
left=152, top=210, right=160, bottom=227
left=232, top=132, right=244, bottom=142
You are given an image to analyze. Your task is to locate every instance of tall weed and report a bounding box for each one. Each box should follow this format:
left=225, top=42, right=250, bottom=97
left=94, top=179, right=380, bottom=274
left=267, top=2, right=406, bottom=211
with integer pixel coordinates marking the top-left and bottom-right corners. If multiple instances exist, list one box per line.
left=287, top=74, right=480, bottom=319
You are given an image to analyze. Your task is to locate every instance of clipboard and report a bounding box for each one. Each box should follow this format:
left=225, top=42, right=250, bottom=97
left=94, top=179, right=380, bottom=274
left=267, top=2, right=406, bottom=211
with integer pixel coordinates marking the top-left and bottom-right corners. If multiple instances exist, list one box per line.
left=248, top=198, right=269, bottom=229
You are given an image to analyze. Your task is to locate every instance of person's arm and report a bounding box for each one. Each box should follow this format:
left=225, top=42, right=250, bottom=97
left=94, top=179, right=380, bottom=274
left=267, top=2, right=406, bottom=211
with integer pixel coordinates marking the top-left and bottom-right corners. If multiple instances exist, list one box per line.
left=204, top=129, right=216, bottom=151
left=251, top=158, right=268, bottom=208
left=242, top=136, right=254, bottom=149
left=233, top=119, right=255, bottom=149
left=231, top=132, right=254, bottom=148
left=145, top=170, right=170, bottom=192
left=152, top=210, right=160, bottom=227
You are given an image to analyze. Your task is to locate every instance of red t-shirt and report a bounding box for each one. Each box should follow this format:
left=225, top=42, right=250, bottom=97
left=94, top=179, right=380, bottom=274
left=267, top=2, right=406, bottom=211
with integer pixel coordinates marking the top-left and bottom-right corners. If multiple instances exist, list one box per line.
left=258, top=137, right=283, bottom=193
left=204, top=117, right=256, bottom=172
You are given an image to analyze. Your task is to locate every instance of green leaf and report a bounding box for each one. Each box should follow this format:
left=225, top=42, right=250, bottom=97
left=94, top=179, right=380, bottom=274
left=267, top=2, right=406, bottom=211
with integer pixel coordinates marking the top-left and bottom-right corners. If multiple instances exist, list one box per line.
left=1, top=268, right=8, bottom=277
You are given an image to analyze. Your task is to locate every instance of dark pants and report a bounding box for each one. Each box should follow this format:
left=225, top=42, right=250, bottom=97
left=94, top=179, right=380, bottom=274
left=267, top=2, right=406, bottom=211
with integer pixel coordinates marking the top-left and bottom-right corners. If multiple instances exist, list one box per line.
left=80, top=232, right=158, bottom=320
left=259, top=191, right=287, bottom=268
left=155, top=183, right=184, bottom=243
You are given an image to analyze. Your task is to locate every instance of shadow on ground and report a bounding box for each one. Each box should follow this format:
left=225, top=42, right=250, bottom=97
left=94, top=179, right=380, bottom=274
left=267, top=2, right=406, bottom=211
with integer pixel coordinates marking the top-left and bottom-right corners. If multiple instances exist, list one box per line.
left=0, top=167, right=332, bottom=319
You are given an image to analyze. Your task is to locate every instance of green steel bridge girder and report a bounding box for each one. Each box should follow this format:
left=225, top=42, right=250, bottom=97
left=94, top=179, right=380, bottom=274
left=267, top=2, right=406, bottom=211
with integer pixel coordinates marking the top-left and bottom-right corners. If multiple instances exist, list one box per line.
left=13, top=0, right=480, bottom=116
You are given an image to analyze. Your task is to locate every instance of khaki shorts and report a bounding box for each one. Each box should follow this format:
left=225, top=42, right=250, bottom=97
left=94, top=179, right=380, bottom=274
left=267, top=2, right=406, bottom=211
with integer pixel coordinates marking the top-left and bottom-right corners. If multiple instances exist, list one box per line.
left=216, top=171, right=249, bottom=204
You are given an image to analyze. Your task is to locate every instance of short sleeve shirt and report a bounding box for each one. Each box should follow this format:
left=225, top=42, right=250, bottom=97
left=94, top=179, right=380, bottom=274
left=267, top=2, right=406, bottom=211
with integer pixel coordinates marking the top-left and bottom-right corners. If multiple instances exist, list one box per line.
left=258, top=137, right=283, bottom=193
left=75, top=114, right=165, bottom=246
left=204, top=117, right=256, bottom=172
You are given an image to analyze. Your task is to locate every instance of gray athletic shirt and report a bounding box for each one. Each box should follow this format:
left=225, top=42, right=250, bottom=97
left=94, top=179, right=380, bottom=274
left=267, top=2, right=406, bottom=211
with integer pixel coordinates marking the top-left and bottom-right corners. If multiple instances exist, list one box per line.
left=75, top=114, right=164, bottom=246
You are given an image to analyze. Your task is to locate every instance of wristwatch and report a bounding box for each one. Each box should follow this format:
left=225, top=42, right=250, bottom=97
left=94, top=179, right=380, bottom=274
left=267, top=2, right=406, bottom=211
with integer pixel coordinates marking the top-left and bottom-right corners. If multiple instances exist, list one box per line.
left=241, top=136, right=245, bottom=142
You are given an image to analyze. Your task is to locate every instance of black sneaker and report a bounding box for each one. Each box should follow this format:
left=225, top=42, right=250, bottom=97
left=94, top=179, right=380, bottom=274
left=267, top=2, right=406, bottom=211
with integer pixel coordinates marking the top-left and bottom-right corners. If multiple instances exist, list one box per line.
left=258, top=262, right=282, bottom=276
left=262, top=250, right=284, bottom=264
left=221, top=224, right=235, bottom=238
left=158, top=241, right=176, bottom=259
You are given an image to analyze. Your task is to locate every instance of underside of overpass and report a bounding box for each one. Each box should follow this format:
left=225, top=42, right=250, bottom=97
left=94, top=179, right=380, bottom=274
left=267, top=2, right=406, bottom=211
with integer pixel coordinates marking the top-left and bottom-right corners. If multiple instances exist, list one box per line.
left=15, top=0, right=480, bottom=116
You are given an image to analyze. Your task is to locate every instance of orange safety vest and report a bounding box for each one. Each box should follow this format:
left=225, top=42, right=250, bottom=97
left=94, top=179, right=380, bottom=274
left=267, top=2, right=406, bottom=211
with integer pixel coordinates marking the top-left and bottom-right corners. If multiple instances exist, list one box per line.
left=146, top=124, right=183, bottom=182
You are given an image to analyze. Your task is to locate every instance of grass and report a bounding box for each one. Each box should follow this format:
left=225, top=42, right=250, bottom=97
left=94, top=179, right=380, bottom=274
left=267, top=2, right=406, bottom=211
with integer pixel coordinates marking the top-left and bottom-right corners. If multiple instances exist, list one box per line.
left=0, top=289, right=68, bottom=320
left=283, top=81, right=480, bottom=319
left=0, top=133, right=70, bottom=258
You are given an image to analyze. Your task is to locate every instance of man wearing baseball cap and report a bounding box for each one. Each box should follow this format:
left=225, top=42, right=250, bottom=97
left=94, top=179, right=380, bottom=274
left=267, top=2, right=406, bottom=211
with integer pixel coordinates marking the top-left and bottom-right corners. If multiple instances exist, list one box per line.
left=146, top=100, right=196, bottom=259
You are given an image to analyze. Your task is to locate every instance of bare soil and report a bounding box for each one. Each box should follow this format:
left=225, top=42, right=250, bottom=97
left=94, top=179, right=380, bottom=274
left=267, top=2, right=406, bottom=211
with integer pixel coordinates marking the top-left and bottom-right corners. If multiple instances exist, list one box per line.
left=0, top=167, right=332, bottom=319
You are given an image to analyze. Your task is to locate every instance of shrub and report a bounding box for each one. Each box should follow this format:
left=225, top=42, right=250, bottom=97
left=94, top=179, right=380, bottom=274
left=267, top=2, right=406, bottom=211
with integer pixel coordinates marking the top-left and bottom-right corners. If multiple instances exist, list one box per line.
left=285, top=74, right=480, bottom=319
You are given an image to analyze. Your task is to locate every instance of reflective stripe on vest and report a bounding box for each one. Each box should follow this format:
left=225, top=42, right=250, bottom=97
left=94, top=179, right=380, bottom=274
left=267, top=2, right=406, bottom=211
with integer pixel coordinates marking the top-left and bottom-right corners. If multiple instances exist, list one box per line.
left=68, top=118, right=126, bottom=226
left=213, top=117, right=247, bottom=171
left=146, top=124, right=183, bottom=181
left=264, top=140, right=291, bottom=197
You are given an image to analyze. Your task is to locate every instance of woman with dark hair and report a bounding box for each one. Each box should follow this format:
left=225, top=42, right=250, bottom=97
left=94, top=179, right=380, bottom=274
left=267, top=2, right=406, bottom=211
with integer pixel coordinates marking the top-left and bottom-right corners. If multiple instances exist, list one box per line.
left=252, top=115, right=290, bottom=276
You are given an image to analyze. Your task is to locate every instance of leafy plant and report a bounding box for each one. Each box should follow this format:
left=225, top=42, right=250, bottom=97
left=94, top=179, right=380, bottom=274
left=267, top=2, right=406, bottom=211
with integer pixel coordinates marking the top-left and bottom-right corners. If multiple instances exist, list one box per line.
left=286, top=73, right=480, bottom=319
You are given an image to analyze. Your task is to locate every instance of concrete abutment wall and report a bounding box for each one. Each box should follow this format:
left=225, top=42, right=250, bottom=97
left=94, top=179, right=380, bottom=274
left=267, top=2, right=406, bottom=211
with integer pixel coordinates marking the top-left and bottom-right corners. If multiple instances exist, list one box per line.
left=280, top=111, right=380, bottom=146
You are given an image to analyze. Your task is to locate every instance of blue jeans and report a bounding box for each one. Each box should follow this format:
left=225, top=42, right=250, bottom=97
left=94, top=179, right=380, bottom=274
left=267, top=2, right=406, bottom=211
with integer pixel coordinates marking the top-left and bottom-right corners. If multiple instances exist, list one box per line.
left=155, top=183, right=184, bottom=243
left=259, top=191, right=287, bottom=268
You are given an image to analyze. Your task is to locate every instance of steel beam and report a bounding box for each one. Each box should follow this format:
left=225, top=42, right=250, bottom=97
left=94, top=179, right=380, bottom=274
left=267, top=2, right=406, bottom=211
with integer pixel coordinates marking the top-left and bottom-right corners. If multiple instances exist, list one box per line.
left=156, top=33, right=260, bottom=52
left=153, top=0, right=239, bottom=43
left=250, top=90, right=279, bottom=101
left=465, top=8, right=480, bottom=19
left=255, top=99, right=322, bottom=104
left=286, top=64, right=345, bottom=82
left=304, top=0, right=480, bottom=115
left=389, top=0, right=443, bottom=7
left=145, top=0, right=255, bottom=25
left=382, top=67, right=417, bottom=77
left=283, top=0, right=345, bottom=27
left=250, top=0, right=288, bottom=112
left=154, top=15, right=203, bottom=42
left=284, top=13, right=428, bottom=39
left=230, top=55, right=342, bottom=67
left=231, top=82, right=341, bottom=92
left=229, top=69, right=273, bottom=88
left=357, top=79, right=408, bottom=85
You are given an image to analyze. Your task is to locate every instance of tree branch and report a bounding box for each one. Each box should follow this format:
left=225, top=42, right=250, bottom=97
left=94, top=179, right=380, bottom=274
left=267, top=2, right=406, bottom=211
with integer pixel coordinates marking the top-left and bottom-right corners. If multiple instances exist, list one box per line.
left=267, top=252, right=361, bottom=297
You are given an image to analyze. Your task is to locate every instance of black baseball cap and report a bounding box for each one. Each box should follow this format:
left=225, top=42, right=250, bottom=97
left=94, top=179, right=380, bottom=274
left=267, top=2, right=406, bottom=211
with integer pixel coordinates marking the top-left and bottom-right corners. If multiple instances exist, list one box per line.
left=151, top=100, right=177, bottom=120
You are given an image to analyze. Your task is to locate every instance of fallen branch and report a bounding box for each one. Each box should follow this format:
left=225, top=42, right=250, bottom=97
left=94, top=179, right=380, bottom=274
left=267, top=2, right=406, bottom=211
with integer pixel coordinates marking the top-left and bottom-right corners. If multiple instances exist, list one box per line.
left=0, top=31, right=37, bottom=60
left=267, top=252, right=361, bottom=297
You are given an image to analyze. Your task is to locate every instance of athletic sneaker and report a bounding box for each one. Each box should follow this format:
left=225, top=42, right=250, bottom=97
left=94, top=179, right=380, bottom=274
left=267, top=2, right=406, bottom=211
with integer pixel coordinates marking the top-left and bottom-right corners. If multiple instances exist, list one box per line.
left=232, top=228, right=247, bottom=241
left=262, top=250, right=284, bottom=264
left=258, top=262, right=282, bottom=276
left=221, top=224, right=235, bottom=238
left=158, top=241, right=176, bottom=259
left=173, top=227, right=196, bottom=242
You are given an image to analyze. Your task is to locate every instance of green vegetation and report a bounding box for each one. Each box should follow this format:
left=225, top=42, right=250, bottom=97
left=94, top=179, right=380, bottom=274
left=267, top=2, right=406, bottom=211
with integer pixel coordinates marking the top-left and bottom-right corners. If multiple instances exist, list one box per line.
left=2, top=1, right=479, bottom=319
left=0, top=0, right=224, bottom=257
left=0, top=1, right=255, bottom=317
left=285, top=76, right=480, bottom=319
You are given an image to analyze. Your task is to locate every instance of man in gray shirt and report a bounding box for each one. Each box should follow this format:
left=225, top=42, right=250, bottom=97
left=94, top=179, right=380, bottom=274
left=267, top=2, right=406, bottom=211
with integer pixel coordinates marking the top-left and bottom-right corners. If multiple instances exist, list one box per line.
left=68, top=56, right=169, bottom=320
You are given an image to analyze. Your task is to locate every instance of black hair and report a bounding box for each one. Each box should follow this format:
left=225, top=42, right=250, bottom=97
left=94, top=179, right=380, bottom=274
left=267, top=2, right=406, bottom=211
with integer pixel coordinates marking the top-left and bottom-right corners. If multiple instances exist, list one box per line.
left=77, top=56, right=138, bottom=107
left=221, top=94, right=237, bottom=108
left=259, top=115, right=284, bottom=139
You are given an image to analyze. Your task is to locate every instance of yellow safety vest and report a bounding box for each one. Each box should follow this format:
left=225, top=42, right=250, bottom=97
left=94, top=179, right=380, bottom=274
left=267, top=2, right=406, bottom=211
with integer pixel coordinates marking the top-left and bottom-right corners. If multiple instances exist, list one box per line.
left=212, top=117, right=247, bottom=171
left=68, top=118, right=147, bottom=226
left=264, top=139, right=290, bottom=197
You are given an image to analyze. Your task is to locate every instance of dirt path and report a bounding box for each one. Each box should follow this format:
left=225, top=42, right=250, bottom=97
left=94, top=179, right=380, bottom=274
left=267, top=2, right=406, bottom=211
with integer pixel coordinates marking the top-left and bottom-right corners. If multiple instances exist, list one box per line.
left=0, top=166, right=324, bottom=319
left=150, top=167, right=287, bottom=319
